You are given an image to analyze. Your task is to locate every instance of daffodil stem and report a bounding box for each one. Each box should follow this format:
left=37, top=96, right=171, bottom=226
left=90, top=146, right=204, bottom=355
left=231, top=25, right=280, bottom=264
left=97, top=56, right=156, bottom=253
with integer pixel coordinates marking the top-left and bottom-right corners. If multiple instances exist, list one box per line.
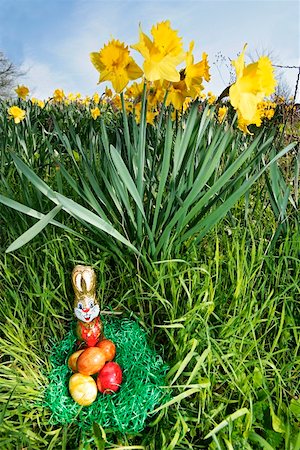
left=120, top=92, right=132, bottom=169
left=156, top=88, right=169, bottom=139
left=136, top=82, right=147, bottom=239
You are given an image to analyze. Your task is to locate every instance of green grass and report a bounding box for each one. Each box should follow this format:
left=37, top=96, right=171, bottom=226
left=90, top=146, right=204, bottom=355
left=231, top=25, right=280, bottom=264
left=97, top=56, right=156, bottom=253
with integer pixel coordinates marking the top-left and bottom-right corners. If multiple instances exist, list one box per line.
left=0, top=96, right=299, bottom=449
left=0, top=219, right=299, bottom=449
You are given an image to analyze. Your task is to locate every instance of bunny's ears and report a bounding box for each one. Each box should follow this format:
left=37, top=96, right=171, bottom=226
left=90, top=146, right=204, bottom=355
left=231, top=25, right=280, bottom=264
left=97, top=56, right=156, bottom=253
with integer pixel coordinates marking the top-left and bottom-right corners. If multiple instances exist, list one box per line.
left=72, top=265, right=96, bottom=296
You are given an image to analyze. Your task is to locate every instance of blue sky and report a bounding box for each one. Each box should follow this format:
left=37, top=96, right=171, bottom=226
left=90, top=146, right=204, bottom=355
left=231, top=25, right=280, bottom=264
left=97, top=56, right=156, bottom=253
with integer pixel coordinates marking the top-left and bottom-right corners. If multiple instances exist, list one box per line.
left=0, top=0, right=299, bottom=100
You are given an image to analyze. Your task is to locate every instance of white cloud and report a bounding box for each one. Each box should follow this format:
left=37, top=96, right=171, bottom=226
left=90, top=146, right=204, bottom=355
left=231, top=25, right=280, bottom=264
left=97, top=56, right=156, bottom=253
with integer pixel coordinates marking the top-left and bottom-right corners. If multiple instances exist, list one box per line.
left=20, top=58, right=70, bottom=99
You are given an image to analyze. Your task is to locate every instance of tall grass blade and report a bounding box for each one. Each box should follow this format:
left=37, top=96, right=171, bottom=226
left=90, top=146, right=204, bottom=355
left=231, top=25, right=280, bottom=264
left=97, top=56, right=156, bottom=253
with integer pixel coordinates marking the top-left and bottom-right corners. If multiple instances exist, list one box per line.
left=204, top=408, right=249, bottom=440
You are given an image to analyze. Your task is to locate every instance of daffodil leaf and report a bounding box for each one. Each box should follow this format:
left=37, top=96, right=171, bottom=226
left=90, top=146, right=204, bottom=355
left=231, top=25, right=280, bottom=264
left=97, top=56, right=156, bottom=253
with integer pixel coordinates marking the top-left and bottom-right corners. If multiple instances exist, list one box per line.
left=6, top=205, right=62, bottom=253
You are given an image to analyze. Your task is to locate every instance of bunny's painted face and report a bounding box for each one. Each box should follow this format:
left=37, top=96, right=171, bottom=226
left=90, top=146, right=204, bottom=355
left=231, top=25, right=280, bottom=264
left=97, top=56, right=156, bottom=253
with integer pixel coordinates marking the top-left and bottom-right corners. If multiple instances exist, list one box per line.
left=74, top=297, right=100, bottom=323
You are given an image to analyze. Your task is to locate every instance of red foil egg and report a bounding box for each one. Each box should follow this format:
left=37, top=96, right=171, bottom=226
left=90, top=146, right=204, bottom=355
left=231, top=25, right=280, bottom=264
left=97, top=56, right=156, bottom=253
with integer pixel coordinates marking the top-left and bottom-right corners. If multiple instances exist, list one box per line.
left=97, top=362, right=123, bottom=394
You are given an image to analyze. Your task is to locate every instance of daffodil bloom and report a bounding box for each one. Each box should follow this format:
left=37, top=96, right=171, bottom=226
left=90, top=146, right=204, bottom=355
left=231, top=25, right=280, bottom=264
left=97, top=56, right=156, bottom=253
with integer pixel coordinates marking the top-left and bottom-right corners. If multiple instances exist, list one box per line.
left=184, top=42, right=210, bottom=93
left=105, top=87, right=113, bottom=98
left=134, top=103, right=158, bottom=125
left=53, top=89, right=65, bottom=102
left=91, top=107, right=100, bottom=120
left=67, top=93, right=77, bottom=102
left=131, top=21, right=185, bottom=82
left=82, top=96, right=91, bottom=106
left=148, top=80, right=166, bottom=107
left=183, top=97, right=192, bottom=112
left=90, top=39, right=143, bottom=93
left=93, top=93, right=100, bottom=104
left=218, top=106, right=228, bottom=123
left=166, top=80, right=189, bottom=110
left=207, top=92, right=216, bottom=105
left=31, top=97, right=45, bottom=108
left=111, top=94, right=122, bottom=110
left=257, top=100, right=276, bottom=121
left=229, top=44, right=277, bottom=132
left=15, top=85, right=29, bottom=100
left=125, top=81, right=143, bottom=101
left=8, top=106, right=26, bottom=123
left=237, top=107, right=263, bottom=134
left=125, top=100, right=134, bottom=114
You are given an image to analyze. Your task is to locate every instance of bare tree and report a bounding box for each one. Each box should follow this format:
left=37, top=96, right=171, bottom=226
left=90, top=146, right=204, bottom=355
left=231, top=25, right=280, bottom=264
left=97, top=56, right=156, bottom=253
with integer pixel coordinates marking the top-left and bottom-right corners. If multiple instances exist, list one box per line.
left=0, top=52, right=22, bottom=99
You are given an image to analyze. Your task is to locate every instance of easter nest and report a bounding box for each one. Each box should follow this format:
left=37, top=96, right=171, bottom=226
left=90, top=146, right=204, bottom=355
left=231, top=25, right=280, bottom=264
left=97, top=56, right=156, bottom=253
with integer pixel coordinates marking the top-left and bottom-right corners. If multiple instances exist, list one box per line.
left=44, top=316, right=169, bottom=433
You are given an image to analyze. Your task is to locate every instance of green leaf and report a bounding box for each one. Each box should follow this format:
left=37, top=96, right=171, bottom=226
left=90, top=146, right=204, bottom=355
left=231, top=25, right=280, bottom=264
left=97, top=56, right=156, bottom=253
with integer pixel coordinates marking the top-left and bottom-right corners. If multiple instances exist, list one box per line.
left=152, top=116, right=173, bottom=235
left=290, top=398, right=300, bottom=420
left=169, top=338, right=198, bottom=385
left=9, top=154, right=140, bottom=255
left=0, top=194, right=69, bottom=230
left=183, top=140, right=295, bottom=243
left=6, top=205, right=62, bottom=253
left=253, top=367, right=263, bottom=388
left=248, top=431, right=276, bottom=450
left=110, top=144, right=145, bottom=218
left=55, top=192, right=139, bottom=254
left=173, top=104, right=198, bottom=180
left=11, top=153, right=58, bottom=204
left=270, top=406, right=286, bottom=434
left=92, top=423, right=106, bottom=450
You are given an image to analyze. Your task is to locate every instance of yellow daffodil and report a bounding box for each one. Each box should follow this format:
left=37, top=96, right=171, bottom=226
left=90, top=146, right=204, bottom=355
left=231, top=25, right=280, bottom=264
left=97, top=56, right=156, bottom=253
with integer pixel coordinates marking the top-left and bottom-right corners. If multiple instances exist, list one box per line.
left=31, top=97, right=45, bottom=108
left=125, top=100, right=134, bottom=114
left=166, top=80, right=189, bottom=110
left=8, top=106, right=26, bottom=123
left=229, top=44, right=277, bottom=132
left=134, top=103, right=158, bottom=125
left=237, top=107, right=263, bottom=134
left=105, top=87, right=113, bottom=98
left=53, top=89, right=65, bottom=102
left=67, top=93, right=77, bottom=102
left=91, top=107, right=100, bottom=120
left=257, top=100, right=276, bottom=121
left=148, top=80, right=166, bottom=107
left=125, top=81, right=144, bottom=100
left=207, top=91, right=216, bottom=105
left=82, top=96, right=91, bottom=106
left=184, top=42, right=210, bottom=93
left=93, top=93, right=100, bottom=104
left=90, top=39, right=143, bottom=93
left=131, top=21, right=185, bottom=82
left=15, top=85, right=29, bottom=100
left=111, top=94, right=122, bottom=110
left=183, top=97, right=192, bottom=112
left=218, top=105, right=228, bottom=123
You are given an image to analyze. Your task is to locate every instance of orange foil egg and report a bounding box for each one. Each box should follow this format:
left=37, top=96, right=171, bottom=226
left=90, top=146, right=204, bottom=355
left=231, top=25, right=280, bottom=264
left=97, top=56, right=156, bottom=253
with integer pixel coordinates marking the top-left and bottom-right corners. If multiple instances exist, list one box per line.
left=77, top=347, right=106, bottom=376
left=96, top=339, right=116, bottom=362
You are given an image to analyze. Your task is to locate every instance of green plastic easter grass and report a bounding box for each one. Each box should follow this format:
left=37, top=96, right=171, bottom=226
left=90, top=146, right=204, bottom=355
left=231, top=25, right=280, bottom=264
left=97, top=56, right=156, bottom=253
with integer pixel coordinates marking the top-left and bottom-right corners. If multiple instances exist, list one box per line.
left=44, top=316, right=169, bottom=433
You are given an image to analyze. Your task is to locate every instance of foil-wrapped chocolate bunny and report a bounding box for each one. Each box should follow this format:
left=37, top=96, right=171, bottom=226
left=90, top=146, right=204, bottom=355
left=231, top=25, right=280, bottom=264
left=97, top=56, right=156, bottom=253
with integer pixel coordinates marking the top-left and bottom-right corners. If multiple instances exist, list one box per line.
left=72, top=265, right=103, bottom=347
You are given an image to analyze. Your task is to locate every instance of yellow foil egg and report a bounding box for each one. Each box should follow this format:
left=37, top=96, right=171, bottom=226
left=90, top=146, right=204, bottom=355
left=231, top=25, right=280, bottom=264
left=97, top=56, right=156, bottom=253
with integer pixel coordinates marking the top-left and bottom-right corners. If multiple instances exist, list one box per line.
left=69, top=373, right=98, bottom=406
